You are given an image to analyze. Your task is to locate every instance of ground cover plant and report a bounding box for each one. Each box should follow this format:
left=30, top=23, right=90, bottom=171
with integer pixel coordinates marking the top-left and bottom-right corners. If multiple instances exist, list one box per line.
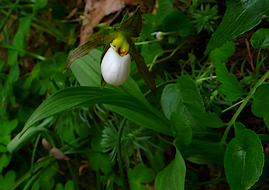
left=1, top=0, right=269, bottom=189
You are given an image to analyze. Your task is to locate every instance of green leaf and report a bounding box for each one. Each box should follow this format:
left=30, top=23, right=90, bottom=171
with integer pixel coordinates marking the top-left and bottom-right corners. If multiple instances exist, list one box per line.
left=64, top=180, right=75, bottom=190
left=0, top=154, right=12, bottom=173
left=0, top=119, right=18, bottom=151
left=224, top=129, right=264, bottom=190
left=185, top=170, right=199, bottom=190
left=14, top=32, right=25, bottom=52
left=17, top=16, right=32, bottom=35
left=10, top=87, right=171, bottom=151
left=141, top=43, right=163, bottom=65
left=87, top=151, right=113, bottom=174
left=128, top=164, right=155, bottom=190
left=8, top=64, right=20, bottom=82
left=38, top=59, right=57, bottom=80
left=0, top=170, right=16, bottom=189
left=91, top=136, right=105, bottom=152
left=210, top=41, right=235, bottom=63
left=7, top=50, right=18, bottom=66
left=150, top=153, right=165, bottom=171
left=161, top=75, right=204, bottom=119
left=252, top=84, right=269, bottom=128
left=57, top=119, right=75, bottom=142
left=250, top=28, right=269, bottom=49
left=140, top=14, right=156, bottom=41
left=18, top=107, right=34, bottom=123
left=170, top=111, right=192, bottom=151
left=215, top=59, right=245, bottom=101
left=155, top=149, right=186, bottom=190
left=53, top=52, right=68, bottom=68
left=115, top=6, right=142, bottom=37
left=0, top=61, right=4, bottom=72
left=205, top=0, right=269, bottom=53
left=177, top=75, right=204, bottom=110
left=161, top=76, right=209, bottom=131
left=234, top=122, right=247, bottom=137
left=162, top=10, right=191, bottom=37
left=55, top=183, right=64, bottom=190
left=155, top=0, right=174, bottom=25
left=38, top=166, right=56, bottom=189
left=182, top=140, right=224, bottom=164
left=33, top=0, right=48, bottom=12
left=7, top=117, right=52, bottom=153
left=185, top=104, right=226, bottom=128
left=252, top=84, right=269, bottom=118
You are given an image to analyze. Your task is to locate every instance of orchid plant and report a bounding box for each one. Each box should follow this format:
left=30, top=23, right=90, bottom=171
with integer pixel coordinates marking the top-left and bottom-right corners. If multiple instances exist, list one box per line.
left=64, top=6, right=157, bottom=95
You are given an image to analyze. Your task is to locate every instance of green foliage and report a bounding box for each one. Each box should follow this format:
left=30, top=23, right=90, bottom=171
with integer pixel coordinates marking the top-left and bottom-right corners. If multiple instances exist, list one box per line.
left=7, top=117, right=52, bottom=153
left=215, top=59, right=245, bottom=102
left=141, top=43, right=163, bottom=65
left=224, top=129, right=264, bottom=190
left=155, top=0, right=174, bottom=25
left=252, top=84, right=269, bottom=128
left=155, top=149, right=186, bottom=190
left=2, top=0, right=269, bottom=189
left=0, top=170, right=16, bottom=190
left=87, top=150, right=114, bottom=174
left=170, top=111, right=192, bottom=151
left=250, top=28, right=269, bottom=49
left=210, top=41, right=235, bottom=63
left=128, top=164, right=155, bottom=190
left=192, top=4, right=221, bottom=34
left=206, top=0, right=269, bottom=53
left=182, top=139, right=225, bottom=165
left=161, top=75, right=204, bottom=119
left=55, top=180, right=75, bottom=190
left=162, top=10, right=191, bottom=37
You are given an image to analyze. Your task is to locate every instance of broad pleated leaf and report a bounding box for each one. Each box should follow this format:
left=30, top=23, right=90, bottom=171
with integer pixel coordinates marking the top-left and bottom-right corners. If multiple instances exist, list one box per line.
left=21, top=87, right=172, bottom=137
left=7, top=117, right=53, bottom=153
left=206, top=0, right=269, bottom=53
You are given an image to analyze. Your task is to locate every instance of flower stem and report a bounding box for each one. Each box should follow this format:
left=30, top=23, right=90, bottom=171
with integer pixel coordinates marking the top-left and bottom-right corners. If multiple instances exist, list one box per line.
left=0, top=44, right=46, bottom=60
left=135, top=39, right=160, bottom=45
left=67, top=161, right=80, bottom=190
left=221, top=69, right=269, bottom=144
left=222, top=100, right=244, bottom=113
left=96, top=169, right=101, bottom=190
left=0, top=0, right=20, bottom=32
left=30, top=134, right=41, bottom=177
left=148, top=42, right=187, bottom=71
left=117, top=118, right=128, bottom=190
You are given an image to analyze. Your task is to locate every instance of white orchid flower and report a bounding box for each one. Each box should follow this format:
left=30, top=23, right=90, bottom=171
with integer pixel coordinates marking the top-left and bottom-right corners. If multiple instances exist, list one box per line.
left=101, top=33, right=131, bottom=86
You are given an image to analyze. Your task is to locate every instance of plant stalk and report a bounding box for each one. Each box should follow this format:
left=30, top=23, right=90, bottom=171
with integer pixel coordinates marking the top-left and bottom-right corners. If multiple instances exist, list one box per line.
left=117, top=118, right=128, bottom=190
left=221, top=69, right=269, bottom=144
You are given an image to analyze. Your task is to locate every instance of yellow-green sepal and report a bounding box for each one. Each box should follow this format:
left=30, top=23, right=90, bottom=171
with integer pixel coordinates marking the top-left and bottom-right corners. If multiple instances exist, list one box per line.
left=127, top=37, right=157, bottom=96
left=64, top=33, right=117, bottom=72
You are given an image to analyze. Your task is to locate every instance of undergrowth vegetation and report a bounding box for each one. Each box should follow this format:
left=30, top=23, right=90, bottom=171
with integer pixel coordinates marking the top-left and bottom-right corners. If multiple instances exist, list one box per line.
left=1, top=0, right=269, bottom=189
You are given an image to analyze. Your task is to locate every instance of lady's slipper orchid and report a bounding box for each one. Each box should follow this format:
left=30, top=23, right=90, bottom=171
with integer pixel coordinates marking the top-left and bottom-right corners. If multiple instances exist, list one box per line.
left=65, top=6, right=157, bottom=95
left=101, top=45, right=131, bottom=86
